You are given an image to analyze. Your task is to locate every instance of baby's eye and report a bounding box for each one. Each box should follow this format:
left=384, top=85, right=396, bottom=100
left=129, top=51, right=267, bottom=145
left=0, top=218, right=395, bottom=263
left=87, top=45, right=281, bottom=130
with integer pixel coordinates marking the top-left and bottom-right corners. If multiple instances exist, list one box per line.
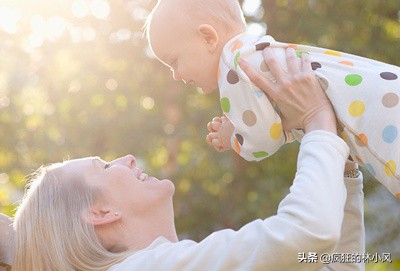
left=104, top=163, right=110, bottom=169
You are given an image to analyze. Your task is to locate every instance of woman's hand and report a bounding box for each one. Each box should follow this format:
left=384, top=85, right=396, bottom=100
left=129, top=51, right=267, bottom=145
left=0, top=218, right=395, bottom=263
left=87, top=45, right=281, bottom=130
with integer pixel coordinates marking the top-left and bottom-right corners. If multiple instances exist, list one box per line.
left=238, top=47, right=337, bottom=134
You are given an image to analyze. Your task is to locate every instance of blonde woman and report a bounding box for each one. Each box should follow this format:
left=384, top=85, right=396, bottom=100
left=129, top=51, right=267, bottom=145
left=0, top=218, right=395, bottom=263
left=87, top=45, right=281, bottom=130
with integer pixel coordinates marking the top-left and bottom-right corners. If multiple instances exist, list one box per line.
left=13, top=51, right=364, bottom=271
left=0, top=214, right=13, bottom=271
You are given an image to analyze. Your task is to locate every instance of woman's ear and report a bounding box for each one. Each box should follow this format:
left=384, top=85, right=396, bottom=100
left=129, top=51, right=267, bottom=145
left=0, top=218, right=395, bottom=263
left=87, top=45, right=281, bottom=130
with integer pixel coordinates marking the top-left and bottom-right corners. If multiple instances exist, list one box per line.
left=197, top=24, right=219, bottom=52
left=82, top=208, right=121, bottom=226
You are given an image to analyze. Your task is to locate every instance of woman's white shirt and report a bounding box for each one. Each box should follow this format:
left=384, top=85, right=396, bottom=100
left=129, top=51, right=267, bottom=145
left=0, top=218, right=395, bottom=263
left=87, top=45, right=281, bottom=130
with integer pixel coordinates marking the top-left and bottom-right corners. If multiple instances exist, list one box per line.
left=110, top=131, right=351, bottom=271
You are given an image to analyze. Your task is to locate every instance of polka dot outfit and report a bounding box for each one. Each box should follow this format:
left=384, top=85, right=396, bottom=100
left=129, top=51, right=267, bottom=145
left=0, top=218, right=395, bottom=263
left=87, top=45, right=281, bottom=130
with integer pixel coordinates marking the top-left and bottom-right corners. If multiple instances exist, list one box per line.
left=219, top=33, right=400, bottom=198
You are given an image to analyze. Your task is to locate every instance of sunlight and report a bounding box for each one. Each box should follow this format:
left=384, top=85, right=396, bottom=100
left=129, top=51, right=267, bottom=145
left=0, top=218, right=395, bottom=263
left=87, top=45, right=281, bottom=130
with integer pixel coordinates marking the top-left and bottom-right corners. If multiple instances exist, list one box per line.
left=82, top=26, right=96, bottom=41
left=24, top=15, right=67, bottom=50
left=140, top=96, right=155, bottom=110
left=109, top=28, right=132, bottom=43
left=72, top=0, right=89, bottom=18
left=106, top=79, right=118, bottom=91
left=0, top=0, right=139, bottom=49
left=73, top=0, right=110, bottom=19
left=47, top=16, right=67, bottom=41
left=247, top=22, right=267, bottom=36
left=90, top=0, right=110, bottom=19
left=0, top=97, right=10, bottom=109
left=242, top=0, right=262, bottom=17
left=0, top=7, right=21, bottom=34
left=0, top=173, right=9, bottom=185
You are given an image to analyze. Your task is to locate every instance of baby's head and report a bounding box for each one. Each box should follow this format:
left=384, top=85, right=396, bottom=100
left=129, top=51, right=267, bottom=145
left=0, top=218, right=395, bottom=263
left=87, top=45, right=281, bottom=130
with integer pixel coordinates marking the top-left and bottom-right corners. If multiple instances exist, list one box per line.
left=145, top=0, right=246, bottom=94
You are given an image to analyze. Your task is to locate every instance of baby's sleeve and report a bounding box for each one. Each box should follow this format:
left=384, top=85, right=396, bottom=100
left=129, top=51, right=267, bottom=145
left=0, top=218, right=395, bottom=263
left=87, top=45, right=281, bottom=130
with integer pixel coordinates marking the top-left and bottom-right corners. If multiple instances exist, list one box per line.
left=219, top=43, right=292, bottom=161
left=225, top=89, right=287, bottom=161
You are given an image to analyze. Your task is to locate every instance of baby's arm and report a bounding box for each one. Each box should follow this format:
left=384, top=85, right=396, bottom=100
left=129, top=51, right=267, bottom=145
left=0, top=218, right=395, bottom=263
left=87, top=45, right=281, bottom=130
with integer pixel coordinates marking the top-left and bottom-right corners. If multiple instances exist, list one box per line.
left=206, top=116, right=234, bottom=152
left=217, top=37, right=295, bottom=161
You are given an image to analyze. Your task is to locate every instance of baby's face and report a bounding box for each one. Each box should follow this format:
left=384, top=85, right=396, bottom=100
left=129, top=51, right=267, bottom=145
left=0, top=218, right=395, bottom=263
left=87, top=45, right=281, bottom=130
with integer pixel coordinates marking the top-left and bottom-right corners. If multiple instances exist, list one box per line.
left=149, top=18, right=220, bottom=94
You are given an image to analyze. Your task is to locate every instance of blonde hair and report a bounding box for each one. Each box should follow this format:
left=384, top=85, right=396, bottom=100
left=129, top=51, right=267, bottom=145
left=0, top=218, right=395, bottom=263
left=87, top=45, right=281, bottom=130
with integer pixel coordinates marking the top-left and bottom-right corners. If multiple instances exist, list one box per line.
left=13, top=162, right=131, bottom=271
left=144, top=0, right=246, bottom=40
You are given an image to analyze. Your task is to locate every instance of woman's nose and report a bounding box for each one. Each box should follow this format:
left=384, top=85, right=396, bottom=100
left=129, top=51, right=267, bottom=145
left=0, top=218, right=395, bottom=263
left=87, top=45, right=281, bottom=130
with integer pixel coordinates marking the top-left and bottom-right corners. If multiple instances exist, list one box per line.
left=113, top=155, right=136, bottom=169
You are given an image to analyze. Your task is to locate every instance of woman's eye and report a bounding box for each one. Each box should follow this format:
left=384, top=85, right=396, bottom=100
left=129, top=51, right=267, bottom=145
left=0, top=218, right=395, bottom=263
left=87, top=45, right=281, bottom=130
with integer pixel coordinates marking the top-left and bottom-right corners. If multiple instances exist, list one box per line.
left=104, top=163, right=110, bottom=169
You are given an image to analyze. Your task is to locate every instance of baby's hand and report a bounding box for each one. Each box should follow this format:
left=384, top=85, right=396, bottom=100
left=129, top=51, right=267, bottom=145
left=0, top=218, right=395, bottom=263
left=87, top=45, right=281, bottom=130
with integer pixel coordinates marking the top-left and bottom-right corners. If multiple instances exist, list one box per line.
left=206, top=116, right=234, bottom=152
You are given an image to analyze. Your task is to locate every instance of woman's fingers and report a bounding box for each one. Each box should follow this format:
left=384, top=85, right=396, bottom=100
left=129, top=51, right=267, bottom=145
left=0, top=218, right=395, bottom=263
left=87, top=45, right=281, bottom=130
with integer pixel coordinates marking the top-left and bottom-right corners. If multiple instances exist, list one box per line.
left=300, top=51, right=312, bottom=73
left=262, top=48, right=286, bottom=84
left=238, top=57, right=277, bottom=101
left=285, top=47, right=300, bottom=74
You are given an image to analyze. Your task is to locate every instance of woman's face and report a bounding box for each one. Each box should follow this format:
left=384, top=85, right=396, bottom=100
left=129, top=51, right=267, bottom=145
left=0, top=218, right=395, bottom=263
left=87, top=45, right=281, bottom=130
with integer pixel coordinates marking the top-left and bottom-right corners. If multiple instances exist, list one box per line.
left=62, top=155, right=175, bottom=218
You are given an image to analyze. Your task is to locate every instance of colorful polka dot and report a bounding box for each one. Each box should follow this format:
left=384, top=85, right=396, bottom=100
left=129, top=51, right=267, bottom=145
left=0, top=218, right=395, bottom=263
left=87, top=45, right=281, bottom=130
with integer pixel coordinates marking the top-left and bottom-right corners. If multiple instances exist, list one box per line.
left=220, top=97, right=230, bottom=113
left=231, top=40, right=243, bottom=53
left=339, top=61, right=354, bottom=66
left=288, top=44, right=298, bottom=49
left=255, top=42, right=270, bottom=51
left=227, top=69, right=239, bottom=84
left=252, top=151, right=269, bottom=158
left=348, top=101, right=365, bottom=117
left=235, top=134, right=244, bottom=145
left=254, top=90, right=263, bottom=98
left=324, top=50, right=341, bottom=56
left=345, top=74, right=363, bottom=86
left=384, top=160, right=396, bottom=177
left=355, top=156, right=363, bottom=164
left=234, top=52, right=241, bottom=68
left=311, top=62, right=321, bottom=70
left=355, top=133, right=368, bottom=147
left=233, top=136, right=241, bottom=154
left=382, top=92, right=399, bottom=108
left=340, top=131, right=347, bottom=142
left=396, top=193, right=400, bottom=199
left=380, top=72, right=398, bottom=80
left=347, top=155, right=354, bottom=161
left=365, top=163, right=376, bottom=176
left=270, top=123, right=282, bottom=140
left=242, top=110, right=257, bottom=126
left=382, top=125, right=398, bottom=143
left=296, top=51, right=309, bottom=58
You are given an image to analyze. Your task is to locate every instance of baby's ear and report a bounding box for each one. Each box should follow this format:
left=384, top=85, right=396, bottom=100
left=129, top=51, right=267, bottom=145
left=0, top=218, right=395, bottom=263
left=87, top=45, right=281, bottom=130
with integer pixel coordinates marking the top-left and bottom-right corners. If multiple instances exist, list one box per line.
left=197, top=24, right=219, bottom=52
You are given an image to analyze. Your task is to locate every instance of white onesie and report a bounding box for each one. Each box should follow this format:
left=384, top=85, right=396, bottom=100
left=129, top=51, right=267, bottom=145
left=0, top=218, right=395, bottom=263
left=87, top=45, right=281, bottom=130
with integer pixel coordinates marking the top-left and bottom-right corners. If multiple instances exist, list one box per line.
left=218, top=33, right=400, bottom=198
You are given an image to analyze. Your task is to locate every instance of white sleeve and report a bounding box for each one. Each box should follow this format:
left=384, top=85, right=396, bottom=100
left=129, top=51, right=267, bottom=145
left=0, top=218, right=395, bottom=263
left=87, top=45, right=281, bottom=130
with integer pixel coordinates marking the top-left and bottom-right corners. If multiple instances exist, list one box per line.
left=321, top=172, right=365, bottom=271
left=0, top=214, right=14, bottom=265
left=111, top=131, right=349, bottom=271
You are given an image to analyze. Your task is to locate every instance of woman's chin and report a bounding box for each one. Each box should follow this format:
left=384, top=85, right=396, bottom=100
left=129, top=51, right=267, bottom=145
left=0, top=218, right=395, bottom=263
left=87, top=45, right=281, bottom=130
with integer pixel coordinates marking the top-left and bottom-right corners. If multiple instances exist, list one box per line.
left=160, top=179, right=175, bottom=194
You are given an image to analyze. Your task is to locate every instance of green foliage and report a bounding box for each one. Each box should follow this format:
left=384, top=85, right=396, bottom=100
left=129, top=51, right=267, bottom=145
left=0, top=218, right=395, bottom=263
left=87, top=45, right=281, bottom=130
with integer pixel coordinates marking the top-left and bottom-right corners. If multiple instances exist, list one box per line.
left=0, top=0, right=399, bottom=269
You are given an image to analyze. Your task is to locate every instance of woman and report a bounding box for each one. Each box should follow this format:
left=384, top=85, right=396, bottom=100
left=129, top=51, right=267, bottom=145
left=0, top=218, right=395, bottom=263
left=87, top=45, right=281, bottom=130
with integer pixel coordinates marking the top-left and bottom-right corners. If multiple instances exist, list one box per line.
left=13, top=49, right=363, bottom=271
left=0, top=214, right=13, bottom=271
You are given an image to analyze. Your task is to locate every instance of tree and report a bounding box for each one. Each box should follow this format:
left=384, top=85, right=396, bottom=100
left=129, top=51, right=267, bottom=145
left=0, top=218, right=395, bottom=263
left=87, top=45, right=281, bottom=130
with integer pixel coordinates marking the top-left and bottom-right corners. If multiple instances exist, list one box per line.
left=0, top=0, right=398, bottom=269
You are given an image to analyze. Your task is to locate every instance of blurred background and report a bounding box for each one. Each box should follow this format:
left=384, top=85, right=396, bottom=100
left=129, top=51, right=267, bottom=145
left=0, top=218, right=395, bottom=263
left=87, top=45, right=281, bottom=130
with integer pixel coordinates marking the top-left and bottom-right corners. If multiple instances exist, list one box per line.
left=0, top=0, right=399, bottom=269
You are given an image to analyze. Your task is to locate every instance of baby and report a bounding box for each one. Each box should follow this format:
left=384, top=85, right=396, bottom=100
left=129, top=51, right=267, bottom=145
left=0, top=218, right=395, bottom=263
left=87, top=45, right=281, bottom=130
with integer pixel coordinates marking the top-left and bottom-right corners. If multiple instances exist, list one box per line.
left=145, top=0, right=400, bottom=198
